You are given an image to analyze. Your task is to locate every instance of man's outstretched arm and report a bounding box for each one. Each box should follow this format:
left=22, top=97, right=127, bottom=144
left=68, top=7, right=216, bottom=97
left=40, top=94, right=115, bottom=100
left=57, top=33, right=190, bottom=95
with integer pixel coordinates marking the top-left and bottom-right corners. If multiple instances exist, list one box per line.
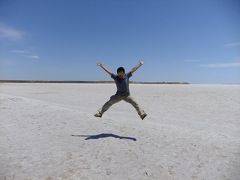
left=131, top=60, right=144, bottom=74
left=97, top=62, right=113, bottom=76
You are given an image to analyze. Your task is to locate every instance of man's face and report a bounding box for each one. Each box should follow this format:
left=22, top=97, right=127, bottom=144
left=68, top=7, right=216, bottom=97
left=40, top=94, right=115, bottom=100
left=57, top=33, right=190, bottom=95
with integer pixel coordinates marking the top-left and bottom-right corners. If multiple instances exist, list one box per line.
left=117, top=71, right=125, bottom=79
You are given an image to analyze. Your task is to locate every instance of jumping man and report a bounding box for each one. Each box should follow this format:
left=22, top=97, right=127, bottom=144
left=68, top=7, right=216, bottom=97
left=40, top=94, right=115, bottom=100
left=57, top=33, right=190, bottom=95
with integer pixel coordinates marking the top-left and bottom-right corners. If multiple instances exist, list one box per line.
left=94, top=60, right=147, bottom=120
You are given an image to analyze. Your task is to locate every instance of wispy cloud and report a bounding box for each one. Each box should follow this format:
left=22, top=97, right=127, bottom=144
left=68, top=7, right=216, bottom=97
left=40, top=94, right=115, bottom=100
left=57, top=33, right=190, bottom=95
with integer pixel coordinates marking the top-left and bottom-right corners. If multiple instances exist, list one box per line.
left=28, top=55, right=40, bottom=59
left=200, top=62, right=240, bottom=68
left=224, top=42, right=240, bottom=47
left=11, top=49, right=40, bottom=60
left=0, top=23, right=24, bottom=41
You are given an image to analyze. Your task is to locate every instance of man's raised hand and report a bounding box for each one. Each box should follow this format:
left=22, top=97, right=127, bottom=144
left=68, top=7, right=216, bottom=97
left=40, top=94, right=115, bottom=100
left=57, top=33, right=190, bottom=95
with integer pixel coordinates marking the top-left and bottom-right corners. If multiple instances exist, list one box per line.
left=130, top=60, right=144, bottom=74
left=97, top=62, right=103, bottom=67
left=97, top=62, right=112, bottom=76
left=139, top=60, right=144, bottom=65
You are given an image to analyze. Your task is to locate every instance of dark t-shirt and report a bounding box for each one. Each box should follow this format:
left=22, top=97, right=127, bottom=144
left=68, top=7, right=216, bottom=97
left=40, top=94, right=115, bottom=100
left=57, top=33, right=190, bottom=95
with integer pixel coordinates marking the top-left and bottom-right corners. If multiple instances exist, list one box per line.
left=111, top=72, right=132, bottom=96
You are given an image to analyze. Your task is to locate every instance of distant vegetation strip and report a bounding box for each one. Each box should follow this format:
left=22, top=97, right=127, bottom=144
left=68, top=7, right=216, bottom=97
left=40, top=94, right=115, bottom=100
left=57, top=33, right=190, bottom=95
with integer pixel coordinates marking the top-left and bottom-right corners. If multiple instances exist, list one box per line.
left=0, top=80, right=189, bottom=84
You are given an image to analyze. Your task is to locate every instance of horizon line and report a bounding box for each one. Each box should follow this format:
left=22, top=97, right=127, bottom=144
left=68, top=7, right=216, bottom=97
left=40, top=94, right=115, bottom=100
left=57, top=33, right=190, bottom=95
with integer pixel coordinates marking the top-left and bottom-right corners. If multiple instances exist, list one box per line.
left=1, top=80, right=240, bottom=85
left=0, top=80, right=190, bottom=84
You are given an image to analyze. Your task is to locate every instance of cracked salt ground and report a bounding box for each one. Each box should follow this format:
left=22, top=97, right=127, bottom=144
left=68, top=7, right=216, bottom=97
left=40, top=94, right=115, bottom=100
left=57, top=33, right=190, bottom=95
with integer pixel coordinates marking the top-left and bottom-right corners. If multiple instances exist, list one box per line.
left=0, top=83, right=240, bottom=180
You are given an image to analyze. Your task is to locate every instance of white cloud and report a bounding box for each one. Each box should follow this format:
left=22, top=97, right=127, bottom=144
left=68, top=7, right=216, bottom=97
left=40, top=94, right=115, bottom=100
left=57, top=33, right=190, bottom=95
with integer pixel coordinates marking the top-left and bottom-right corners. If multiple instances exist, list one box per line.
left=28, top=55, right=39, bottom=59
left=11, top=49, right=40, bottom=60
left=200, top=62, right=240, bottom=68
left=0, top=23, right=24, bottom=41
left=224, top=42, right=240, bottom=47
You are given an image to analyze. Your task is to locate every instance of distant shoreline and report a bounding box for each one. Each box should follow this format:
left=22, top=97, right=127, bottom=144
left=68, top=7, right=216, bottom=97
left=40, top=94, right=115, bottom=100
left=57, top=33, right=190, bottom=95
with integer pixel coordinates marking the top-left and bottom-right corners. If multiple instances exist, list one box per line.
left=0, top=80, right=189, bottom=84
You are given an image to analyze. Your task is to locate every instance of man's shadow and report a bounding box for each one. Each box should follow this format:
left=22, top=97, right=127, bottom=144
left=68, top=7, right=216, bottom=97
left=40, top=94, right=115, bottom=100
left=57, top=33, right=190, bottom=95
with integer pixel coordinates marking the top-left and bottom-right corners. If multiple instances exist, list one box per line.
left=71, top=133, right=137, bottom=141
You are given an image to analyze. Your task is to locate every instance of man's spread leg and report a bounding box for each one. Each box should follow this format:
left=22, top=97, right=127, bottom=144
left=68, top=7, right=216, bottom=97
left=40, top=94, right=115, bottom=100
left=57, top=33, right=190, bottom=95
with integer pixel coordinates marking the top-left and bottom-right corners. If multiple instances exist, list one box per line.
left=123, top=95, right=147, bottom=120
left=95, top=95, right=122, bottom=117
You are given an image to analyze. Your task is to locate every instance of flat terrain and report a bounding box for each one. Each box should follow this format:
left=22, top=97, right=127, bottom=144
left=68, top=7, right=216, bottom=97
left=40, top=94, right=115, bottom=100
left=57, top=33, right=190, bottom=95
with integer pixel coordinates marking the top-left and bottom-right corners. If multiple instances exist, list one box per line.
left=0, top=83, right=240, bottom=180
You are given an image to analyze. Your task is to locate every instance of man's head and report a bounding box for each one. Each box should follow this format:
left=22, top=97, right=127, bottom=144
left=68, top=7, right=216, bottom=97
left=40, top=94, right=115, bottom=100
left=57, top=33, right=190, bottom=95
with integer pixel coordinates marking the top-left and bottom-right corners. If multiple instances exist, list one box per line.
left=117, top=67, right=125, bottom=79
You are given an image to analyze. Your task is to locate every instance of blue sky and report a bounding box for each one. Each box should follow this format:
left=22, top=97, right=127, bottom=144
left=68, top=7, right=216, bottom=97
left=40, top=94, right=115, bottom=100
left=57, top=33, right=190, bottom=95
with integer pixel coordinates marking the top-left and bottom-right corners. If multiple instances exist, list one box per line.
left=0, top=0, right=240, bottom=84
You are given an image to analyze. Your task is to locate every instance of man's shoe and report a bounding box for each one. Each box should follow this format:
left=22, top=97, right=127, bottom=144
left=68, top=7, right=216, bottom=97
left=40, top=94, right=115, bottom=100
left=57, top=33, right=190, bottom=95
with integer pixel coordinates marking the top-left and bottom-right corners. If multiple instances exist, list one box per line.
left=94, top=112, right=102, bottom=118
left=140, top=113, right=147, bottom=120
